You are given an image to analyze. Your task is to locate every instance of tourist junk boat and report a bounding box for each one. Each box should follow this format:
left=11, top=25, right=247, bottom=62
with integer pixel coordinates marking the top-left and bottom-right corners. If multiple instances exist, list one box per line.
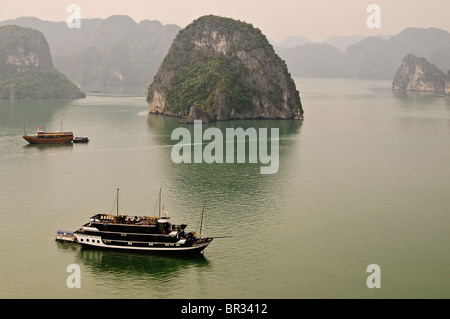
left=73, top=189, right=213, bottom=254
left=23, top=125, right=74, bottom=144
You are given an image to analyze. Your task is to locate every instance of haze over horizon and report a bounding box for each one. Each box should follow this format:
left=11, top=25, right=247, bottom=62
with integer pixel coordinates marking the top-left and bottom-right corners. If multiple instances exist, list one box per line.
left=1, top=0, right=450, bottom=43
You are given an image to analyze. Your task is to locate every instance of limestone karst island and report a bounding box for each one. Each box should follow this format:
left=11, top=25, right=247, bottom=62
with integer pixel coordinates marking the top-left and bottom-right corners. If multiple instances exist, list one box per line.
left=0, top=25, right=85, bottom=99
left=147, top=15, right=304, bottom=123
left=393, top=54, right=450, bottom=95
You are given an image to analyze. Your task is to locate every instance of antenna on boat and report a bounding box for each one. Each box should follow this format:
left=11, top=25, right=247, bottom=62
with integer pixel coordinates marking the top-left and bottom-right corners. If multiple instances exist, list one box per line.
left=24, top=123, right=26, bottom=136
left=159, top=188, right=162, bottom=218
left=116, top=188, right=120, bottom=216
left=199, top=202, right=206, bottom=238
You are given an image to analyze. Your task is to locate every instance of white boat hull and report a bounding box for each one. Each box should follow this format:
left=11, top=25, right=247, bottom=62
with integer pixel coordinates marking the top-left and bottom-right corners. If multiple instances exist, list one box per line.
left=74, top=233, right=212, bottom=254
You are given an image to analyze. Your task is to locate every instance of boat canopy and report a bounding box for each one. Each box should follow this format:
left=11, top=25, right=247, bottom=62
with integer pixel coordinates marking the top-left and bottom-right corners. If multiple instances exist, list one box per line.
left=57, top=230, right=74, bottom=235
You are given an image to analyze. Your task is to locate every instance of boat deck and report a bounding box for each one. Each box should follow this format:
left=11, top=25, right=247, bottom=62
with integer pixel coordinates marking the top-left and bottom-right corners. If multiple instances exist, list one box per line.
left=89, top=214, right=164, bottom=226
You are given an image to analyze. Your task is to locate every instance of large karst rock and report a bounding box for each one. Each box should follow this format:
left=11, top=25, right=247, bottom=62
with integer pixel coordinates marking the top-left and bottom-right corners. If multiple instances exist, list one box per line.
left=0, top=25, right=85, bottom=99
left=393, top=54, right=447, bottom=93
left=147, top=15, right=303, bottom=123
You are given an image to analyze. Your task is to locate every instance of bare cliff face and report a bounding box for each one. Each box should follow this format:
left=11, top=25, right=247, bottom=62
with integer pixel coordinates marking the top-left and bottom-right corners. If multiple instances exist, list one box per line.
left=392, top=54, right=446, bottom=93
left=147, top=15, right=303, bottom=123
left=0, top=25, right=53, bottom=74
left=0, top=25, right=85, bottom=99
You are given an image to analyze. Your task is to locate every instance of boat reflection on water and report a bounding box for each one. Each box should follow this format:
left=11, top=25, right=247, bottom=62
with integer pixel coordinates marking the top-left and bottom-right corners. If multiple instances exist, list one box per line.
left=24, top=142, right=74, bottom=150
left=55, top=229, right=212, bottom=286
left=75, top=247, right=211, bottom=276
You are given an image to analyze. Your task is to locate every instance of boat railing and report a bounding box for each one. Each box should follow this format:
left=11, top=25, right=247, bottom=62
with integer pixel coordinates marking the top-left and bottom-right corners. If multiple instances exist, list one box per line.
left=91, top=214, right=161, bottom=225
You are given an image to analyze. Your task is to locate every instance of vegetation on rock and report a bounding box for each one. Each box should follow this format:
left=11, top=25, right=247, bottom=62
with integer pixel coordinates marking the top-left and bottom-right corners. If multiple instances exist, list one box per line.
left=147, top=15, right=302, bottom=122
left=0, top=25, right=85, bottom=99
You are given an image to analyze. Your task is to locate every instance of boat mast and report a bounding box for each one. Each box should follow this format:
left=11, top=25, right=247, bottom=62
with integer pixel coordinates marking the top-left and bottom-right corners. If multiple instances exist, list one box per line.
left=159, top=188, right=162, bottom=218
left=199, top=203, right=206, bottom=238
left=116, top=188, right=119, bottom=216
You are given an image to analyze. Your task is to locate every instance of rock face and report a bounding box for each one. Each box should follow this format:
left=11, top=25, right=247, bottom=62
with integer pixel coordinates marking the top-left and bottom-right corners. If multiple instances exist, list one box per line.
left=0, top=25, right=85, bottom=99
left=147, top=15, right=303, bottom=123
left=393, top=54, right=446, bottom=93
left=1, top=16, right=181, bottom=87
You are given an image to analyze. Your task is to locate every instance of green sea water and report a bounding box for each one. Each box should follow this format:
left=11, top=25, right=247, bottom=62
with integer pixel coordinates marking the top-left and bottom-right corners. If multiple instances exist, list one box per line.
left=0, top=79, right=449, bottom=298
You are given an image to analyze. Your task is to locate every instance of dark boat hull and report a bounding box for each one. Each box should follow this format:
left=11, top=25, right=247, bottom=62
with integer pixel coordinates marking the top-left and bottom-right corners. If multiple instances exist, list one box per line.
left=55, top=236, right=77, bottom=243
left=73, top=137, right=89, bottom=143
left=75, top=237, right=213, bottom=255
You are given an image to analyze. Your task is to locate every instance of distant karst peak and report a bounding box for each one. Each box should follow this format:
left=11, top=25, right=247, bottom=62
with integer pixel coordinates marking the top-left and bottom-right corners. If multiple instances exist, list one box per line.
left=392, top=54, right=447, bottom=94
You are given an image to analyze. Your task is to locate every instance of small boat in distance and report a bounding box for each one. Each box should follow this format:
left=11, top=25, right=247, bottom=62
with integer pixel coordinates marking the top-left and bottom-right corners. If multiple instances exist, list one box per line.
left=55, top=230, right=77, bottom=243
left=73, top=137, right=89, bottom=143
left=23, top=126, right=74, bottom=144
left=294, top=107, right=304, bottom=120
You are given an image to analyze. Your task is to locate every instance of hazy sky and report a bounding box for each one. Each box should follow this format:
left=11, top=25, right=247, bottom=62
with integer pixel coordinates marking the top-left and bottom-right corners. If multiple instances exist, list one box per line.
left=1, top=0, right=450, bottom=42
